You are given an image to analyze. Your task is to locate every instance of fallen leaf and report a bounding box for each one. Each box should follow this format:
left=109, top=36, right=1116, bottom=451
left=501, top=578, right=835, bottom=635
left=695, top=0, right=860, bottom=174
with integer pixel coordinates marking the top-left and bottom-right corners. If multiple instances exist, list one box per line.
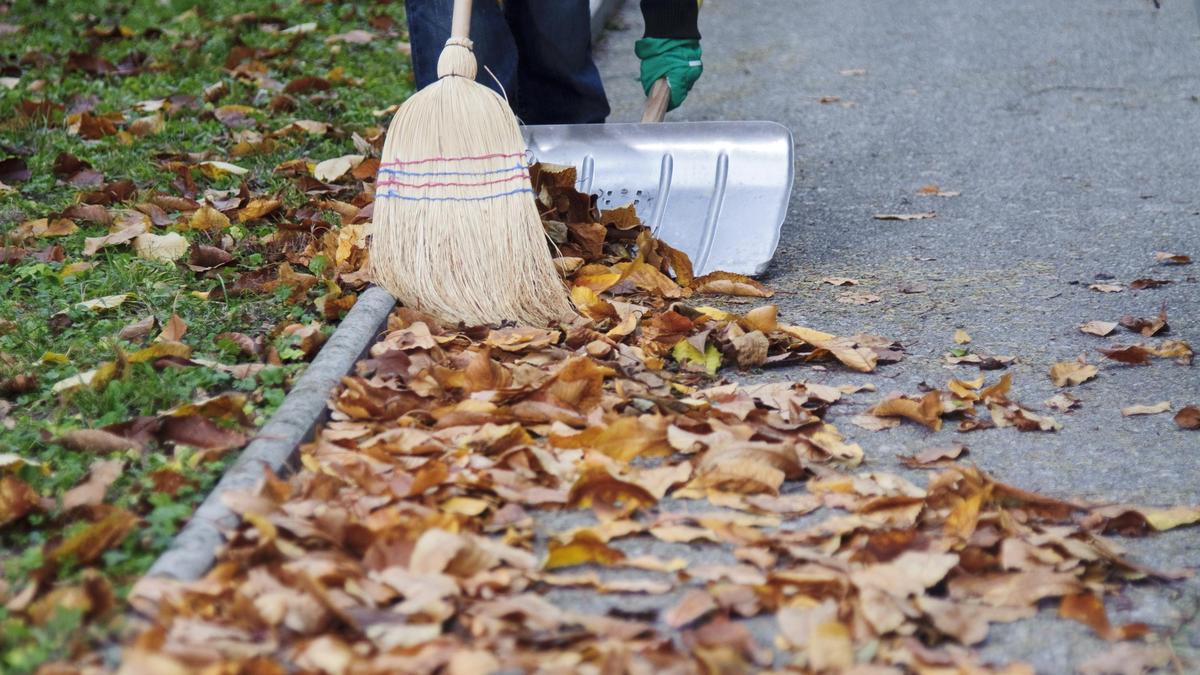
left=62, top=459, right=124, bottom=510
left=849, top=414, right=900, bottom=431
left=1058, top=592, right=1148, bottom=641
left=313, top=154, right=365, bottom=182
left=189, top=206, right=232, bottom=231
left=1089, top=283, right=1123, bottom=293
left=821, top=277, right=858, bottom=286
left=156, top=314, right=188, bottom=342
left=1079, top=321, right=1117, bottom=337
left=1097, top=345, right=1153, bottom=366
left=133, top=232, right=189, bottom=262
left=868, top=390, right=943, bottom=431
left=692, top=271, right=773, bottom=298
left=953, top=329, right=971, bottom=344
left=836, top=292, right=881, bottom=305
left=916, top=184, right=961, bottom=198
left=1044, top=392, right=1080, bottom=412
left=663, top=588, right=717, bottom=629
left=873, top=212, right=935, bottom=221
left=197, top=160, right=248, bottom=178
left=83, top=223, right=147, bottom=255
left=77, top=294, right=129, bottom=311
left=1120, top=401, right=1170, bottom=416
left=0, top=476, right=39, bottom=526
left=900, top=444, right=967, bottom=468
left=1078, top=643, right=1172, bottom=675
left=58, top=429, right=143, bottom=454
left=1154, top=251, right=1191, bottom=265
left=1049, top=358, right=1097, bottom=387
left=544, top=531, right=626, bottom=570
left=1119, top=306, right=1168, bottom=337
left=1129, top=278, right=1171, bottom=290
left=1175, top=406, right=1200, bottom=430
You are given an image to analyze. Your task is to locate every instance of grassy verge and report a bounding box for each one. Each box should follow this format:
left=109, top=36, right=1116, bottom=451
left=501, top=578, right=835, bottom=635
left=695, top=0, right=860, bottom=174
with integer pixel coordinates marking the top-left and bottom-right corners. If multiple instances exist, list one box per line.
left=0, top=0, right=410, bottom=670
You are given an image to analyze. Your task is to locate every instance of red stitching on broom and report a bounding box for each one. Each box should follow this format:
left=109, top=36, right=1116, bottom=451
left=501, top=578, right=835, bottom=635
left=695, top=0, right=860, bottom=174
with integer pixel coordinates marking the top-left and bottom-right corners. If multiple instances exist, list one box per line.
left=376, top=172, right=529, bottom=189
left=379, top=152, right=525, bottom=167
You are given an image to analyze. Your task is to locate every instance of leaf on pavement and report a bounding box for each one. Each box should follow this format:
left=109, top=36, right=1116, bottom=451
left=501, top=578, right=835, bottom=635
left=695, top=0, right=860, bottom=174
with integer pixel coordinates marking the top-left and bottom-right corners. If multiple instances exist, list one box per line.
left=692, top=271, right=773, bottom=298
left=1120, top=401, right=1170, bottom=416
left=1175, top=406, right=1200, bottom=430
left=1154, top=251, right=1191, bottom=265
left=868, top=390, right=943, bottom=430
left=663, top=588, right=717, bottom=629
left=1088, top=283, right=1123, bottom=293
left=1079, top=321, right=1117, bottom=337
left=544, top=531, right=626, bottom=570
left=1048, top=357, right=1097, bottom=387
left=873, top=212, right=936, bottom=221
left=1097, top=345, right=1153, bottom=365
left=953, top=329, right=971, bottom=344
left=1118, top=306, right=1168, bottom=337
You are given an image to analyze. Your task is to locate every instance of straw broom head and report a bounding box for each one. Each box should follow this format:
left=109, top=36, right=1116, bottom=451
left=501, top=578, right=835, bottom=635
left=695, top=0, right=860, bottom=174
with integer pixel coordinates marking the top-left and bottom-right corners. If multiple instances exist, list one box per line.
left=370, top=1, right=576, bottom=327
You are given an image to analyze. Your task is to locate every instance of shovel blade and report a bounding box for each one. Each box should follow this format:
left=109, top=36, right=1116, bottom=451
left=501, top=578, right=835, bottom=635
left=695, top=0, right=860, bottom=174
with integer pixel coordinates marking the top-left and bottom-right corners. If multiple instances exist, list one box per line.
left=523, top=121, right=793, bottom=276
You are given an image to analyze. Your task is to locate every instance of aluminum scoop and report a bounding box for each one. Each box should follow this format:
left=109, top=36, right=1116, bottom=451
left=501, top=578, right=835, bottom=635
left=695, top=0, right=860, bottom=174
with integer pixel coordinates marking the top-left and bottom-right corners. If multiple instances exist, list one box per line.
left=523, top=79, right=794, bottom=276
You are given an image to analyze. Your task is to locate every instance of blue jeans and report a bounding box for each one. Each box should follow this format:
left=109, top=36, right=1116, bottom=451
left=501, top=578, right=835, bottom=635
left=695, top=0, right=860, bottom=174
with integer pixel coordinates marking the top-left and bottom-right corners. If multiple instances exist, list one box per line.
left=406, top=0, right=611, bottom=124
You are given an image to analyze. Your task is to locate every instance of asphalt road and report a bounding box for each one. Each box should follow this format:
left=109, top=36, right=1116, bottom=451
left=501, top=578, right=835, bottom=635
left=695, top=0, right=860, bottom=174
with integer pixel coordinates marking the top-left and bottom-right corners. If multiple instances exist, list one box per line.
left=545, top=1, right=1200, bottom=670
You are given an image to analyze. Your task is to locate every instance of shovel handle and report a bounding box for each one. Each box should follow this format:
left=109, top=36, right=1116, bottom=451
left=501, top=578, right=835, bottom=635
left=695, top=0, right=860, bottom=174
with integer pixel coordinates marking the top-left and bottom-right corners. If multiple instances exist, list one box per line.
left=641, top=78, right=670, bottom=124
left=451, top=0, right=473, bottom=39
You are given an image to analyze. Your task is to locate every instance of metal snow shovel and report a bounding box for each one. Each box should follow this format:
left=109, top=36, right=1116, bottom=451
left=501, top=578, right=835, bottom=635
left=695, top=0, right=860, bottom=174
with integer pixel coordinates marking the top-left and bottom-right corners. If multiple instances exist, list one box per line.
left=522, top=79, right=794, bottom=276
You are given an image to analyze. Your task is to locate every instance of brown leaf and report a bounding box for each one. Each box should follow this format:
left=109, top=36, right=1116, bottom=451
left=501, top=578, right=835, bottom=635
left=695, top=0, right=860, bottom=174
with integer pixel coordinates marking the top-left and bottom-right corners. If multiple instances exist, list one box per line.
left=868, top=390, right=943, bottom=430
left=692, top=271, right=773, bottom=298
left=82, top=223, right=147, bottom=256
left=663, top=588, right=717, bottom=629
left=187, top=243, right=234, bottom=271
left=158, top=415, right=247, bottom=453
left=43, top=506, right=138, bottom=569
left=58, top=429, right=143, bottom=454
left=1175, top=405, right=1200, bottom=430
left=1059, top=593, right=1148, bottom=641
left=1128, top=278, right=1171, bottom=290
left=1118, top=306, right=1167, bottom=337
left=1078, top=644, right=1172, bottom=675
left=118, top=316, right=158, bottom=341
left=544, top=531, right=626, bottom=570
left=1154, top=251, right=1191, bottom=265
left=1097, top=345, right=1153, bottom=366
left=873, top=212, right=936, bottom=221
left=567, top=463, right=657, bottom=517
left=836, top=291, right=881, bottom=305
left=0, top=156, right=31, bottom=183
left=900, top=444, right=967, bottom=468
left=1048, top=357, right=1097, bottom=387
left=820, top=276, right=858, bottom=286
left=238, top=197, right=283, bottom=222
left=62, top=459, right=124, bottom=510
left=0, top=476, right=39, bottom=526
left=156, top=313, right=188, bottom=342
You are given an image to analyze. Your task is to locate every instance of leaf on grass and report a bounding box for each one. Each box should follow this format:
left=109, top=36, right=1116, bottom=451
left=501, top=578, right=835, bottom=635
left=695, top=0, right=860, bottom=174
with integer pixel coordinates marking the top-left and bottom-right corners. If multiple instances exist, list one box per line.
left=197, top=160, right=248, bottom=178
left=83, top=223, right=146, bottom=255
left=156, top=313, right=188, bottom=342
left=692, top=271, right=773, bottom=298
left=238, top=197, right=283, bottom=222
left=0, top=476, right=39, bottom=526
left=868, top=390, right=943, bottom=431
left=77, top=294, right=129, bottom=311
left=313, top=154, right=365, bottom=182
left=873, top=212, right=936, bottom=221
left=44, top=505, right=137, bottom=568
left=1079, top=321, right=1117, bottom=337
left=1049, top=357, right=1097, bottom=387
left=62, top=459, right=124, bottom=510
left=1120, top=401, right=1170, bottom=416
left=189, top=205, right=232, bottom=231
left=133, top=232, right=188, bottom=262
left=58, top=429, right=143, bottom=454
left=1175, top=406, right=1200, bottom=430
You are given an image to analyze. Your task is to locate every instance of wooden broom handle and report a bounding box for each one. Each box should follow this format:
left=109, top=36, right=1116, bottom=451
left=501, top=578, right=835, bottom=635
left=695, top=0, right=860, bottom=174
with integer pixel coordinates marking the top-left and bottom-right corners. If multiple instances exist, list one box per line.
left=641, top=78, right=670, bottom=124
left=451, top=0, right=473, bottom=40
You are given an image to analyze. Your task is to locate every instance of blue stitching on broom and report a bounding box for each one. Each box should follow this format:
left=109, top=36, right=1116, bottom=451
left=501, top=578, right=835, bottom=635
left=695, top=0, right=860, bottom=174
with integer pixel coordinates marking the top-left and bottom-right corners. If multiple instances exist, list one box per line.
left=376, top=187, right=534, bottom=202
left=378, top=162, right=530, bottom=178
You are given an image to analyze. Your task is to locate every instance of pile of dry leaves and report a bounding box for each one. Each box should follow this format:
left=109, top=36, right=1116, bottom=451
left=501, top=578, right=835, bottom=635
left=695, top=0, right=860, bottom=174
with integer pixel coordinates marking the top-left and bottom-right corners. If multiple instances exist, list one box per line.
left=117, top=166, right=1196, bottom=674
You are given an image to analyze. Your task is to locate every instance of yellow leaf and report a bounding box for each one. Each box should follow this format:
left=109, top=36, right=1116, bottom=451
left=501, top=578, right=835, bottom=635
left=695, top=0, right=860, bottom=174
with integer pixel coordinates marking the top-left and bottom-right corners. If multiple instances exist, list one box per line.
left=40, top=351, right=69, bottom=364
left=77, top=294, right=129, bottom=311
left=189, top=206, right=231, bottom=231
left=197, top=160, right=249, bottom=178
left=954, top=329, right=972, bottom=344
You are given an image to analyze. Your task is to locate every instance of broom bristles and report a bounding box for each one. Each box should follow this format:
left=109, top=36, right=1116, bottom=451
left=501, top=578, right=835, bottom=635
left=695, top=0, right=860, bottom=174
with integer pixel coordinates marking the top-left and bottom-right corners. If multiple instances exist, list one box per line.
left=370, top=37, right=577, bottom=327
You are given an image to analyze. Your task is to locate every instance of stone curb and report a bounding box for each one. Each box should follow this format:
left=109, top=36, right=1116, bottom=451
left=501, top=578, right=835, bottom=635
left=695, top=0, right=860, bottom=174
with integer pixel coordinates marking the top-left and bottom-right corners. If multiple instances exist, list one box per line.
left=143, top=0, right=624, bottom=585
left=145, top=286, right=395, bottom=581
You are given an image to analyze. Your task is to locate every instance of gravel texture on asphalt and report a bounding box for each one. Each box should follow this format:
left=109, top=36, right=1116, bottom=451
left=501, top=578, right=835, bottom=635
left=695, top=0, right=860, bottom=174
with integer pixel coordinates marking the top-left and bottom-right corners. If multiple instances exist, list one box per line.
left=548, top=1, right=1200, bottom=670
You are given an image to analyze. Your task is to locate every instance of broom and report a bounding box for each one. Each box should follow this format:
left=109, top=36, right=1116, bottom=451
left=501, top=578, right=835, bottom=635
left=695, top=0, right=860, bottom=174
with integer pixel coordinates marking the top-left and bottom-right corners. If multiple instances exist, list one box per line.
left=370, top=0, right=577, bottom=327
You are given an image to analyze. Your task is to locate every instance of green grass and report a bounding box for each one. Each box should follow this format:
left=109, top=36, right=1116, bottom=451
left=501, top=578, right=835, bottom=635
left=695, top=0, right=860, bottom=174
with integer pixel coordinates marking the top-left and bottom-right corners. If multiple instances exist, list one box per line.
left=0, top=1, right=412, bottom=670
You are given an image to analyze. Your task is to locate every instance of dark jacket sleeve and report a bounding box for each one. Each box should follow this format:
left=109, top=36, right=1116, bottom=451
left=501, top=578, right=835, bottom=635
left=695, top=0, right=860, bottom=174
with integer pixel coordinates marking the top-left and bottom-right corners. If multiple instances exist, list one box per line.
left=640, top=0, right=701, bottom=40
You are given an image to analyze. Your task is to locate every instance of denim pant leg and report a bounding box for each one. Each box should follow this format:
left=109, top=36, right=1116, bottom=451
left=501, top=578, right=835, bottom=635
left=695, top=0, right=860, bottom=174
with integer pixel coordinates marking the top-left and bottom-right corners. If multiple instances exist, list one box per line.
left=504, top=0, right=610, bottom=124
left=405, top=0, right=518, bottom=99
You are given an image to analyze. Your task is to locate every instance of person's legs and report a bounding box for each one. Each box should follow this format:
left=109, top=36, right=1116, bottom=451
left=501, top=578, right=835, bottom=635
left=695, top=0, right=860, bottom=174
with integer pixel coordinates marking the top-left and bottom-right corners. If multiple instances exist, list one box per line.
left=504, top=0, right=610, bottom=124
left=404, top=0, right=519, bottom=98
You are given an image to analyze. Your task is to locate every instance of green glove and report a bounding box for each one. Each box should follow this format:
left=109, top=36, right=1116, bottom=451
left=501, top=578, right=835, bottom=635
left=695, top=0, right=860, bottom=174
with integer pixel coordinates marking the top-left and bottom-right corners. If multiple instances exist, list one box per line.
left=635, top=37, right=702, bottom=111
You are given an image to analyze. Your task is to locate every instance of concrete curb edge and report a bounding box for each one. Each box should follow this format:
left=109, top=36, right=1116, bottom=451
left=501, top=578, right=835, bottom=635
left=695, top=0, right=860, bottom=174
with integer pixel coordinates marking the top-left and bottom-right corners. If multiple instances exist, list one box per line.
left=144, top=286, right=395, bottom=581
